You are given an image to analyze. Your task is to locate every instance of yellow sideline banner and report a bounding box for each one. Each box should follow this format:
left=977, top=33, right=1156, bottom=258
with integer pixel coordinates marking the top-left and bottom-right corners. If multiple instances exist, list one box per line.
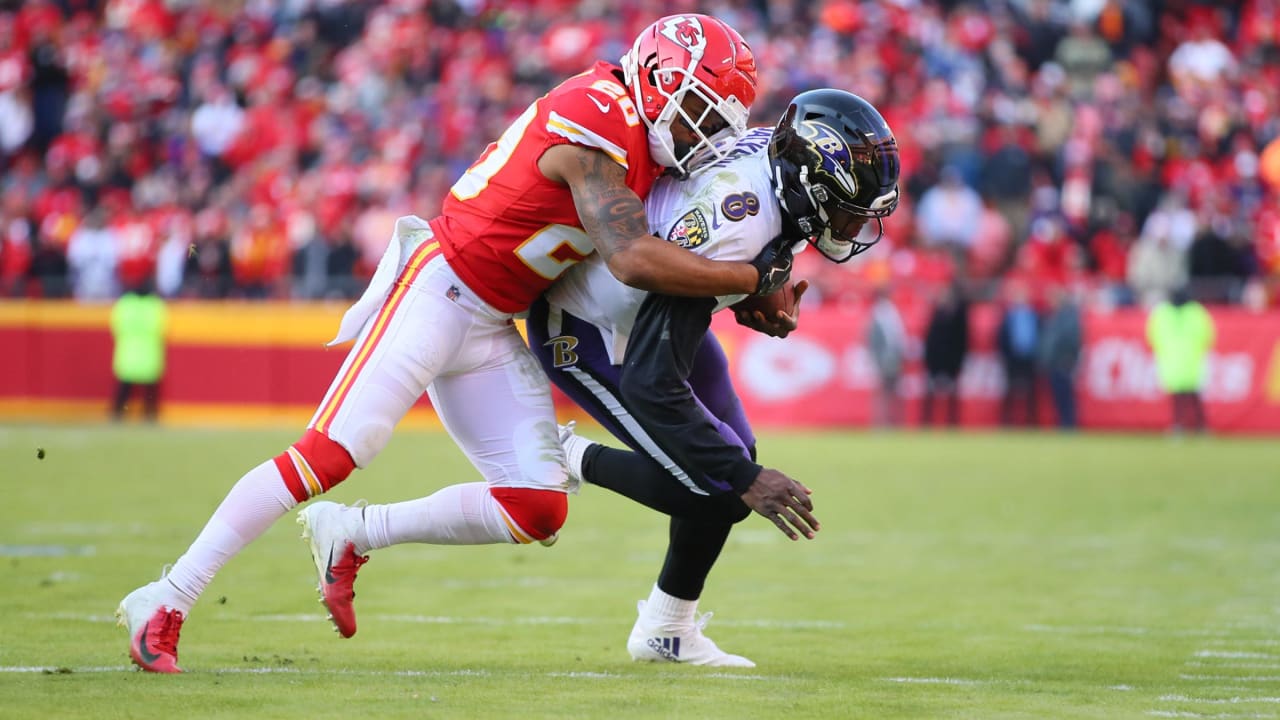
left=0, top=300, right=349, bottom=347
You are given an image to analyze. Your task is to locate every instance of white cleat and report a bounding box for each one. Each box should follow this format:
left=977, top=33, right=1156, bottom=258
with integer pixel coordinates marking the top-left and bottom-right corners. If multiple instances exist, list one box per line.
left=297, top=501, right=368, bottom=638
left=626, top=600, right=756, bottom=667
left=116, top=579, right=185, bottom=673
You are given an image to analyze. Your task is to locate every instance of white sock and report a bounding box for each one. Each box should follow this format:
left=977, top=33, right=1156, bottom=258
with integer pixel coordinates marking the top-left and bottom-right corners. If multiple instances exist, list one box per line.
left=644, top=583, right=697, bottom=628
left=164, top=460, right=299, bottom=612
left=339, top=503, right=373, bottom=556
left=559, top=422, right=594, bottom=491
left=362, top=482, right=517, bottom=547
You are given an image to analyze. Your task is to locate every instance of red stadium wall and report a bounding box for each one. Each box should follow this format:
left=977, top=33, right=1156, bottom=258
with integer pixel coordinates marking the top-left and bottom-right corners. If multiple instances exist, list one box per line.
left=709, top=305, right=1280, bottom=433
left=0, top=302, right=439, bottom=428
left=2, top=301, right=1278, bottom=433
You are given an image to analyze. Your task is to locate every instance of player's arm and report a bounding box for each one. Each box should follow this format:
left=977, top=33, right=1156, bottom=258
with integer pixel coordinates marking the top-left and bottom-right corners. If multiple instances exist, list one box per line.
left=538, top=144, right=788, bottom=297
left=619, top=291, right=819, bottom=539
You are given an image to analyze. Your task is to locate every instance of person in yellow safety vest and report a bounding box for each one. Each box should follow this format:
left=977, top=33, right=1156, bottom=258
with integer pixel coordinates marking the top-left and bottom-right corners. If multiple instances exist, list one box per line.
left=110, top=281, right=168, bottom=422
left=1146, top=288, right=1215, bottom=433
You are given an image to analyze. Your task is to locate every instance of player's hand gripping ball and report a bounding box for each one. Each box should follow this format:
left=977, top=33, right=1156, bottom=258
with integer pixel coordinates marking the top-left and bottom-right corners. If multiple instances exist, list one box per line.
left=732, top=279, right=808, bottom=338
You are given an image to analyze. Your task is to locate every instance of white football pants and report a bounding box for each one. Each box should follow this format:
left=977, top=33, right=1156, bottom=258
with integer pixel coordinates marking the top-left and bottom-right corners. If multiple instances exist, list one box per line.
left=311, top=216, right=569, bottom=493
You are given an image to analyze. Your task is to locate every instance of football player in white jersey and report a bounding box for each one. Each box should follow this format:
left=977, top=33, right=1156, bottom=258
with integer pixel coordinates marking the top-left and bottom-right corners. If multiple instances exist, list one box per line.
left=526, top=89, right=902, bottom=666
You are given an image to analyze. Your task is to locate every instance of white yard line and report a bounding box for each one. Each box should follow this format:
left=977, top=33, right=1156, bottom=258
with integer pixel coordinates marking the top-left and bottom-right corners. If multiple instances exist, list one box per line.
left=1025, top=624, right=1266, bottom=638
left=0, top=545, right=95, bottom=557
left=252, top=613, right=843, bottom=630
left=881, top=677, right=991, bottom=686
left=24, top=611, right=843, bottom=630
left=1206, top=640, right=1280, bottom=648
left=1146, top=707, right=1274, bottom=712
left=1187, top=663, right=1280, bottom=670
left=1196, top=652, right=1279, bottom=660
left=0, top=665, right=781, bottom=680
left=1160, top=695, right=1280, bottom=705
left=1181, top=675, right=1280, bottom=683
left=0, top=666, right=127, bottom=673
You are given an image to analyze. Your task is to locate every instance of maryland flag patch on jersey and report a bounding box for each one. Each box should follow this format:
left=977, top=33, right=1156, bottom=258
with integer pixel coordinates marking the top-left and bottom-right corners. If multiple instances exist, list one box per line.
left=666, top=208, right=709, bottom=248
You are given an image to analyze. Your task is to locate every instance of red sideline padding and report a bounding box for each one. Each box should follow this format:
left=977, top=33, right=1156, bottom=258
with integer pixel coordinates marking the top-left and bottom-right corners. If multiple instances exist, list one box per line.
left=4, top=302, right=1279, bottom=432
left=709, top=305, right=1280, bottom=433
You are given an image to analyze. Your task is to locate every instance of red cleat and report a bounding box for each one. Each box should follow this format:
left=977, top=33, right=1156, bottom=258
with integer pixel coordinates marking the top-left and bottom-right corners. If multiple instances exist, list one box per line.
left=116, top=582, right=185, bottom=673
left=298, top=501, right=369, bottom=638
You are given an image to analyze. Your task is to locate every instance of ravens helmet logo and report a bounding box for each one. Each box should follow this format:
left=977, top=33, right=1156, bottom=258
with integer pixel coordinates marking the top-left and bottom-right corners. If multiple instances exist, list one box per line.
left=798, top=121, right=859, bottom=198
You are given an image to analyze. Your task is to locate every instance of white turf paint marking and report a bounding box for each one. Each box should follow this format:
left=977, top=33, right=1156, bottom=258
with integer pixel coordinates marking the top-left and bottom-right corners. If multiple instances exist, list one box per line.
left=882, top=677, right=989, bottom=686
left=225, top=613, right=845, bottom=630
left=26, top=611, right=845, bottom=631
left=1208, top=640, right=1280, bottom=648
left=0, top=666, right=780, bottom=681
left=25, top=613, right=121, bottom=623
left=1188, top=663, right=1280, bottom=670
left=0, top=666, right=127, bottom=673
left=0, top=666, right=492, bottom=677
left=1197, top=652, right=1278, bottom=660
left=1025, top=624, right=1262, bottom=638
left=0, top=544, right=95, bottom=557
left=1160, top=696, right=1280, bottom=705
left=1181, top=675, right=1280, bottom=683
left=1152, top=707, right=1280, bottom=712
left=1112, top=685, right=1136, bottom=691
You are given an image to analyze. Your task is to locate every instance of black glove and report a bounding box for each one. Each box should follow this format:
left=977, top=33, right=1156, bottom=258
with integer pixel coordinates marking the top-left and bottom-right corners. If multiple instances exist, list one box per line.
left=749, top=236, right=794, bottom=296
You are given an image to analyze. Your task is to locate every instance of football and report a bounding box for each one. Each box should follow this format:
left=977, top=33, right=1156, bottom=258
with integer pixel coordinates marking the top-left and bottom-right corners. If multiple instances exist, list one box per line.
left=732, top=283, right=796, bottom=321
left=730, top=281, right=807, bottom=337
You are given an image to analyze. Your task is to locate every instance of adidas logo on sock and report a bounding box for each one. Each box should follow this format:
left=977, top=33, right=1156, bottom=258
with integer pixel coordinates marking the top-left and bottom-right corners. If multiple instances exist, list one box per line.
left=646, top=636, right=681, bottom=661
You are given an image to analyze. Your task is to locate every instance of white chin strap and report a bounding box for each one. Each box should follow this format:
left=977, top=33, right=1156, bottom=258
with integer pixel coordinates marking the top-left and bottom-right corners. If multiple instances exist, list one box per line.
left=816, top=230, right=854, bottom=262
left=649, top=125, right=737, bottom=175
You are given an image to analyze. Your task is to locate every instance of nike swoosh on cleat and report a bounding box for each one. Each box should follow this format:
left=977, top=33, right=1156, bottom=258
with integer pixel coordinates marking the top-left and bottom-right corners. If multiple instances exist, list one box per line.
left=325, top=547, right=337, bottom=585
left=138, top=622, right=163, bottom=665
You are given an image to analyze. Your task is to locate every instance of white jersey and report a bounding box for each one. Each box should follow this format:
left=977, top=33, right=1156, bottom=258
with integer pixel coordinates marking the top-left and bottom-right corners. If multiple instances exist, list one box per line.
left=545, top=127, right=783, bottom=363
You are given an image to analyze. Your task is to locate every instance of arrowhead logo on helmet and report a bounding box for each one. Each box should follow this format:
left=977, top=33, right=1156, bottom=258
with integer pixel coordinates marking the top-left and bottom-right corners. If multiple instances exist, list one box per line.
left=659, top=16, right=707, bottom=55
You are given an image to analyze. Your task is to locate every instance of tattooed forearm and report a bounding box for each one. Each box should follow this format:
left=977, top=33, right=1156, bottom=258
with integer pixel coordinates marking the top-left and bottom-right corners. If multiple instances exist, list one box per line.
left=568, top=148, right=649, bottom=259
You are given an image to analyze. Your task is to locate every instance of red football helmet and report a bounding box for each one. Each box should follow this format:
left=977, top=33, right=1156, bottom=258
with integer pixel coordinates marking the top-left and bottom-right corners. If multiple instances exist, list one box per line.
left=621, top=14, right=758, bottom=176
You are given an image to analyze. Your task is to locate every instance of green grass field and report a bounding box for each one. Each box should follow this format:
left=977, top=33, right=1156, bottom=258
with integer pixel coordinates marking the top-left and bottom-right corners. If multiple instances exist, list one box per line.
left=2, top=424, right=1278, bottom=719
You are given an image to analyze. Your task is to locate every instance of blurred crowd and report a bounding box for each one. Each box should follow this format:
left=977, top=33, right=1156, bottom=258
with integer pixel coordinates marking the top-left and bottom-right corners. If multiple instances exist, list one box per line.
left=1, top=0, right=1279, bottom=313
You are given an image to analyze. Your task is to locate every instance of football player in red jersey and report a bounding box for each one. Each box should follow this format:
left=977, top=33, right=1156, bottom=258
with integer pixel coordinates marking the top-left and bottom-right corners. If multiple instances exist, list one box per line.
left=115, top=14, right=797, bottom=673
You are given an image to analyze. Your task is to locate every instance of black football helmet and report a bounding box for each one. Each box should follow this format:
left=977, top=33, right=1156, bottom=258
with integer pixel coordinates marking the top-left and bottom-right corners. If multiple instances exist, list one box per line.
left=768, top=89, right=901, bottom=262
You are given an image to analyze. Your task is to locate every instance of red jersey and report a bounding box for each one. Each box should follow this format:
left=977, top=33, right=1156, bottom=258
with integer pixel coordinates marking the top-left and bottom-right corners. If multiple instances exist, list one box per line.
left=432, top=62, right=662, bottom=313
